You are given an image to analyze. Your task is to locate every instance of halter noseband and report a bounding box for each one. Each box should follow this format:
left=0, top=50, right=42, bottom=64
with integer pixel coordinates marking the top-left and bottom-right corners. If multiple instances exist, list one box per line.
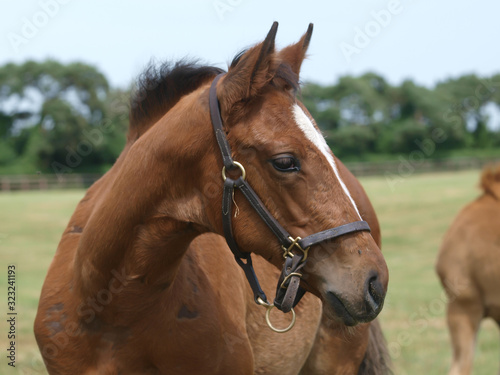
left=209, top=74, right=370, bottom=332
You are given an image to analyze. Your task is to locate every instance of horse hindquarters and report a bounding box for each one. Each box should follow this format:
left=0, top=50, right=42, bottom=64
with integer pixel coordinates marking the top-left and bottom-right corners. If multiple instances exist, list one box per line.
left=437, top=193, right=500, bottom=375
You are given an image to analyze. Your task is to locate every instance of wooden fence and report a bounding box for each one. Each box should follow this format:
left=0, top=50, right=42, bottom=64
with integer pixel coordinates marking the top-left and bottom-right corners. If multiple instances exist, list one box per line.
left=344, top=156, right=500, bottom=177
left=0, top=174, right=102, bottom=192
left=0, top=157, right=499, bottom=191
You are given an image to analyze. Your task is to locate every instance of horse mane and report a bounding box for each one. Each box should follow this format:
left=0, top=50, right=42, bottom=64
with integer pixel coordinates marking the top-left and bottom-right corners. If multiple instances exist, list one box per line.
left=357, top=319, right=392, bottom=375
left=127, top=52, right=300, bottom=141
left=480, top=163, right=500, bottom=200
left=128, top=60, right=224, bottom=141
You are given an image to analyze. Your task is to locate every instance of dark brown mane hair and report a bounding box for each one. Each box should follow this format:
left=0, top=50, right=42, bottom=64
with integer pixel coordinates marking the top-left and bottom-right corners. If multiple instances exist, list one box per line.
left=128, top=60, right=224, bottom=141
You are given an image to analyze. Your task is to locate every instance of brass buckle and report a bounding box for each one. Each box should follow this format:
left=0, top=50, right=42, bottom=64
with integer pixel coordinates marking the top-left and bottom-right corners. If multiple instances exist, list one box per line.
left=279, top=272, right=303, bottom=289
left=281, top=236, right=310, bottom=262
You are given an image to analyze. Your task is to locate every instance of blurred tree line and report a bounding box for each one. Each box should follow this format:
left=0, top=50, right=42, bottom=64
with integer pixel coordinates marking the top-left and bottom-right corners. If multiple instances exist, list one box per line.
left=0, top=60, right=499, bottom=174
left=301, top=72, right=500, bottom=159
left=0, top=60, right=129, bottom=174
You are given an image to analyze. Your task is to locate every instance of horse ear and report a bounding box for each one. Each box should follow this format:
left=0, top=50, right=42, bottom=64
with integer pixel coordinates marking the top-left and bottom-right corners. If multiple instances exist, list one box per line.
left=218, top=22, right=279, bottom=115
left=278, top=23, right=313, bottom=78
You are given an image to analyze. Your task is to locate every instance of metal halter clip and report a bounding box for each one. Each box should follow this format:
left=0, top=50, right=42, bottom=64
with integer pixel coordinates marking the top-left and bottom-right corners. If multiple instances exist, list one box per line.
left=281, top=236, right=310, bottom=261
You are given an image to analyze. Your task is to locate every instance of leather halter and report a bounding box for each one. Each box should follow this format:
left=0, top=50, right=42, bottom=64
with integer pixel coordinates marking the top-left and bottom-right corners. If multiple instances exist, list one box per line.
left=209, top=74, right=371, bottom=329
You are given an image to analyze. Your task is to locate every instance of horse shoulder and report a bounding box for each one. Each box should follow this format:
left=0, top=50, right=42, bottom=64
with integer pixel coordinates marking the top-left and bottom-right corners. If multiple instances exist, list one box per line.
left=437, top=194, right=500, bottom=303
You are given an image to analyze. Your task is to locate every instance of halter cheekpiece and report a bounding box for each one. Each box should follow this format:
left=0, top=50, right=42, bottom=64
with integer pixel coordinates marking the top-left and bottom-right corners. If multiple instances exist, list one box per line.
left=209, top=73, right=371, bottom=332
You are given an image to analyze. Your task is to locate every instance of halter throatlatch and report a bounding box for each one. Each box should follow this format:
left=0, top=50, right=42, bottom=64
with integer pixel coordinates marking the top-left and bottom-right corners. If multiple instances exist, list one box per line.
left=209, top=73, right=371, bottom=332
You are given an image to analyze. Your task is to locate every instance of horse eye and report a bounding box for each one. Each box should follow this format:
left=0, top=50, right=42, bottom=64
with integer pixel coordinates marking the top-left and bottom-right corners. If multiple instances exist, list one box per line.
left=271, top=156, right=300, bottom=172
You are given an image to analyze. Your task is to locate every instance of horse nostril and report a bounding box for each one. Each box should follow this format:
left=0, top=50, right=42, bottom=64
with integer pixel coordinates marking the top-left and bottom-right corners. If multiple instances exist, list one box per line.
left=365, top=273, right=385, bottom=316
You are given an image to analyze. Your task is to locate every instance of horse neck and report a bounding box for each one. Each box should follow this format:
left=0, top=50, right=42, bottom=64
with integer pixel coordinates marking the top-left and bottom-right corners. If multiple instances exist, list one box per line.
left=74, top=86, right=220, bottom=300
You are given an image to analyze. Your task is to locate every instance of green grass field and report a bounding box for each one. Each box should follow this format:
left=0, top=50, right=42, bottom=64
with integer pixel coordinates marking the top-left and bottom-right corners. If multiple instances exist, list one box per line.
left=1, top=169, right=498, bottom=374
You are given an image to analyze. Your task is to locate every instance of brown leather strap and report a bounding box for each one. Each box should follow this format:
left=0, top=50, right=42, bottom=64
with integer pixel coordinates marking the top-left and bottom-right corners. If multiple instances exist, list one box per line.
left=235, top=178, right=292, bottom=248
left=209, top=74, right=236, bottom=170
left=274, top=255, right=307, bottom=313
left=222, top=177, right=247, bottom=259
left=299, top=221, right=371, bottom=250
left=234, top=255, right=268, bottom=304
left=223, top=176, right=268, bottom=303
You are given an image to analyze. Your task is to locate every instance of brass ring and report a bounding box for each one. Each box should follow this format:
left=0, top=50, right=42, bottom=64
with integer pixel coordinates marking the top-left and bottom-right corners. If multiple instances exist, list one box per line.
left=265, top=305, right=296, bottom=333
left=222, top=161, right=246, bottom=181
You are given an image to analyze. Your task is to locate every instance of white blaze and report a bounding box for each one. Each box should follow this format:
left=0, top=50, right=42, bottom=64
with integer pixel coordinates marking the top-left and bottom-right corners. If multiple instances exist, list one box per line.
left=292, top=104, right=362, bottom=219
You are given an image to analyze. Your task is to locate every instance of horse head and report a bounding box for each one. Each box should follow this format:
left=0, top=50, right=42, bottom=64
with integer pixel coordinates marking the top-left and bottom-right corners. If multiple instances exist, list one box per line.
left=203, top=22, right=389, bottom=326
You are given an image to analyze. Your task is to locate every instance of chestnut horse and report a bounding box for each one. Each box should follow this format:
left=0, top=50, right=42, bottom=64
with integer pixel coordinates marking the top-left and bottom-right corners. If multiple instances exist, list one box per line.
left=35, top=23, right=390, bottom=374
left=437, top=164, right=500, bottom=375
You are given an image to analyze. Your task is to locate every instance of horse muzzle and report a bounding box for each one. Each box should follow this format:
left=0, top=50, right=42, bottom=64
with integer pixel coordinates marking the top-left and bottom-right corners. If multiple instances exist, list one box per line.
left=324, top=270, right=386, bottom=326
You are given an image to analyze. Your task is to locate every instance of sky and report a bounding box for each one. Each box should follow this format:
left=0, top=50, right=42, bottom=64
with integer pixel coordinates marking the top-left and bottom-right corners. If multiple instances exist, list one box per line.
left=1, top=0, right=499, bottom=89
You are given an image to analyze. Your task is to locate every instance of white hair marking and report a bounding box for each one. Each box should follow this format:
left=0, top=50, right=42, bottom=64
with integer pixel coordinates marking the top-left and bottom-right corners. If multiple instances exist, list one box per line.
left=292, top=104, right=361, bottom=219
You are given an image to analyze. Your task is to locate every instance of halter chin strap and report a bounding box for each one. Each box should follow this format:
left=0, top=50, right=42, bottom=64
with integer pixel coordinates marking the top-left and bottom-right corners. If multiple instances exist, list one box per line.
left=209, top=73, right=371, bottom=316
